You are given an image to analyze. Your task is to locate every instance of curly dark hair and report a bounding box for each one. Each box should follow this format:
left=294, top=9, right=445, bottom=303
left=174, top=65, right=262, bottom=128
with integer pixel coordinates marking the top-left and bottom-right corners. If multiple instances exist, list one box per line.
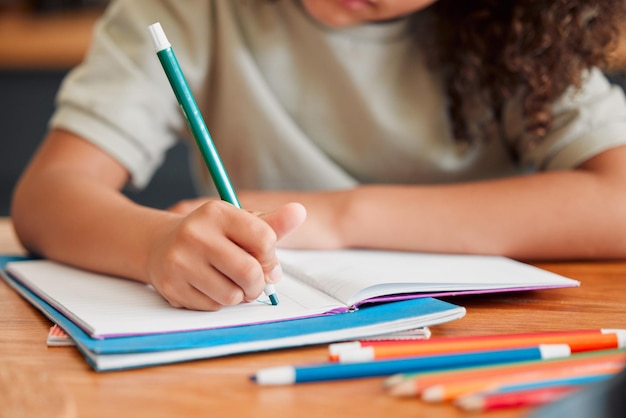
left=415, top=0, right=626, bottom=150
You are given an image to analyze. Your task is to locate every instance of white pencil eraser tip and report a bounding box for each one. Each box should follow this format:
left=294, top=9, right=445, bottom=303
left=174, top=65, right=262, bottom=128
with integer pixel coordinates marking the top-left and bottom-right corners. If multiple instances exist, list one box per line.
left=614, top=330, right=626, bottom=348
left=539, top=343, right=571, bottom=359
left=338, top=347, right=375, bottom=363
left=253, top=366, right=295, bottom=385
left=328, top=341, right=361, bottom=357
left=148, top=22, right=170, bottom=52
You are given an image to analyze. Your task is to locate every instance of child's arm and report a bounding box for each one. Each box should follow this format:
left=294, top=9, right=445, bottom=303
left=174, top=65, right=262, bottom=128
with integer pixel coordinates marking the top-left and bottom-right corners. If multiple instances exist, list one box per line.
left=11, top=129, right=306, bottom=310
left=234, top=144, right=626, bottom=260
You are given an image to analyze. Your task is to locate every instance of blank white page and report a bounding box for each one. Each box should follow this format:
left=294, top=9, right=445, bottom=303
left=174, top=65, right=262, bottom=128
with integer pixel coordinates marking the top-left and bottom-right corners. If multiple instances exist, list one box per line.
left=6, top=260, right=341, bottom=338
left=278, top=249, right=579, bottom=306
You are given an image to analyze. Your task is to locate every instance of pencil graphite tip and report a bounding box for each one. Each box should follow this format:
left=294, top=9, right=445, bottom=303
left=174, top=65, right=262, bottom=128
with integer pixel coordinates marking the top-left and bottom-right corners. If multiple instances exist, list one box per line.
left=455, top=394, right=484, bottom=412
left=421, top=385, right=446, bottom=403
left=383, top=373, right=407, bottom=388
left=265, top=284, right=279, bottom=305
left=388, top=379, right=419, bottom=397
left=268, top=293, right=279, bottom=306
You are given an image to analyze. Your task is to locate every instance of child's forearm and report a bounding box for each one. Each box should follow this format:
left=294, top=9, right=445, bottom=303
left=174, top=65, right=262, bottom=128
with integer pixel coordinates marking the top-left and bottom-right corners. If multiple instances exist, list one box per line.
left=10, top=129, right=178, bottom=284
left=343, top=179, right=616, bottom=259
left=12, top=167, right=176, bottom=284
left=240, top=146, right=626, bottom=260
left=342, top=151, right=626, bottom=259
left=11, top=130, right=306, bottom=311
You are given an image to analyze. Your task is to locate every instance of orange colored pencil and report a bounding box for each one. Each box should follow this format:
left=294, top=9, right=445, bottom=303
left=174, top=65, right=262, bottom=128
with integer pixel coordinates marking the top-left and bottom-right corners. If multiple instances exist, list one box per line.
left=330, top=329, right=625, bottom=360
left=455, top=385, right=579, bottom=412
left=419, top=362, right=623, bottom=402
left=387, top=349, right=626, bottom=397
left=338, top=330, right=626, bottom=363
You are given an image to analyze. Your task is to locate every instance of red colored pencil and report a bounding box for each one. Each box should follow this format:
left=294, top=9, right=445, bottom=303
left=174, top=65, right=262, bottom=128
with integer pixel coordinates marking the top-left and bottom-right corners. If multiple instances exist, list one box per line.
left=455, top=386, right=579, bottom=412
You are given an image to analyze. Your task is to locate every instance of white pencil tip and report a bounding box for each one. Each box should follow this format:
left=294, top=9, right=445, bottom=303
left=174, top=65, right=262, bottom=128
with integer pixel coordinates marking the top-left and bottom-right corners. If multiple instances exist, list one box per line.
left=338, top=347, right=375, bottom=363
left=421, top=385, right=445, bottom=403
left=328, top=341, right=362, bottom=357
left=539, top=343, right=571, bottom=359
left=613, top=330, right=626, bottom=348
left=148, top=22, right=171, bottom=52
left=455, top=394, right=484, bottom=412
left=253, top=366, right=295, bottom=385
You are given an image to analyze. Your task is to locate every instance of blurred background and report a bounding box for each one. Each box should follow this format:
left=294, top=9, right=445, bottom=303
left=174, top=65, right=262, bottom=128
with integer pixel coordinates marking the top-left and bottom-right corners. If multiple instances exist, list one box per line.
left=0, top=1, right=625, bottom=216
left=0, top=0, right=197, bottom=216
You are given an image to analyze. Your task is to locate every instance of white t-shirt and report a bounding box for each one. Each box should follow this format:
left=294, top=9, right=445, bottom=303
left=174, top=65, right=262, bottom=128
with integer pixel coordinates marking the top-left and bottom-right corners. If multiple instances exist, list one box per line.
left=51, top=0, right=626, bottom=196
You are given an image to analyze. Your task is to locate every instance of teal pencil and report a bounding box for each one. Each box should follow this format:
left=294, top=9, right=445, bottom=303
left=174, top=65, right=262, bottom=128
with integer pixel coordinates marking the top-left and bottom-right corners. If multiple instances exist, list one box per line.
left=148, top=22, right=278, bottom=305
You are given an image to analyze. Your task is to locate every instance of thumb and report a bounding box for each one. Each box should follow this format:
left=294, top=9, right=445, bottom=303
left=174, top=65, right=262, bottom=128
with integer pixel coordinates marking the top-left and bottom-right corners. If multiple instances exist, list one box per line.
left=253, top=203, right=306, bottom=289
left=258, top=202, right=307, bottom=242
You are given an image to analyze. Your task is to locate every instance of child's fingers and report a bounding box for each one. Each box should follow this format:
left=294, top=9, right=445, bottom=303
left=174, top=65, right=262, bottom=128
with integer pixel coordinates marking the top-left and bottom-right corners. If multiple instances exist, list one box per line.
left=158, top=201, right=307, bottom=307
left=253, top=203, right=307, bottom=283
left=259, top=202, right=307, bottom=242
left=198, top=238, right=268, bottom=302
left=158, top=276, right=234, bottom=311
left=167, top=198, right=211, bottom=215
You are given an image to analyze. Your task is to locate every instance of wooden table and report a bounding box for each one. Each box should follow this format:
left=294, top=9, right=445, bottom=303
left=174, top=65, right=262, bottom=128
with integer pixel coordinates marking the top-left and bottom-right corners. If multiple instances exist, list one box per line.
left=0, top=7, right=102, bottom=69
left=1, top=218, right=626, bottom=418
left=1, top=8, right=625, bottom=415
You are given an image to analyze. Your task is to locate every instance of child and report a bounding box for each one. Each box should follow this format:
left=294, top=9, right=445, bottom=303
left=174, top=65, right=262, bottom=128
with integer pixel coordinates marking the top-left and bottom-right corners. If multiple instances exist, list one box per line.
left=11, top=0, right=626, bottom=310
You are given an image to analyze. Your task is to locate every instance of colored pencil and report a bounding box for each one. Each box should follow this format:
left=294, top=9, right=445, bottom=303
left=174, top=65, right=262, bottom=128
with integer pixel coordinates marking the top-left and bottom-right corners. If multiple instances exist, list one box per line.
left=484, top=373, right=613, bottom=394
left=251, top=344, right=570, bottom=385
left=455, top=386, right=579, bottom=412
left=384, top=348, right=626, bottom=388
left=147, top=22, right=279, bottom=305
left=386, top=348, right=626, bottom=396
left=336, top=329, right=626, bottom=363
left=330, top=329, right=624, bottom=359
left=420, top=368, right=618, bottom=402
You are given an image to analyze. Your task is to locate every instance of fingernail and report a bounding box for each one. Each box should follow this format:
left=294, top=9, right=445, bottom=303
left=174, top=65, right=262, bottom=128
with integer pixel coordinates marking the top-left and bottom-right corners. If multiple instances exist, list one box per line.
left=267, top=264, right=282, bottom=283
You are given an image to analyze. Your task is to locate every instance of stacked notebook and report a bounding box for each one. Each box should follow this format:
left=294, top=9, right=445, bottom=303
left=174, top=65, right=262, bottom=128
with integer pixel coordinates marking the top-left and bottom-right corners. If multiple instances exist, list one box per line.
left=0, top=249, right=579, bottom=372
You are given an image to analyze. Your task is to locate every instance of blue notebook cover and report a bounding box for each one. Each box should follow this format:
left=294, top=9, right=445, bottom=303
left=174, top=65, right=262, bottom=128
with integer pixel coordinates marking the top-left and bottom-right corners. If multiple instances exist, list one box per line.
left=1, top=255, right=466, bottom=372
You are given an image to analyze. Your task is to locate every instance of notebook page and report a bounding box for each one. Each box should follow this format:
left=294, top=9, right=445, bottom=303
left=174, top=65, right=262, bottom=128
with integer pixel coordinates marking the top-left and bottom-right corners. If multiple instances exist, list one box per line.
left=278, top=249, right=579, bottom=306
left=5, top=260, right=343, bottom=338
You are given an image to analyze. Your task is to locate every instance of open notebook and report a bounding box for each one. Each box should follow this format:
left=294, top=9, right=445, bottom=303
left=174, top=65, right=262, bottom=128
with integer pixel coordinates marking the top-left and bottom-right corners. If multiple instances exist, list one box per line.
left=1, top=253, right=465, bottom=371
left=3, top=249, right=577, bottom=339
left=278, top=249, right=579, bottom=305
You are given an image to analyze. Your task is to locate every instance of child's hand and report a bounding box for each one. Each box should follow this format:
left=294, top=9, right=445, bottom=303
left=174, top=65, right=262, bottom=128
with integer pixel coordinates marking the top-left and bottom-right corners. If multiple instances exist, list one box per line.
left=146, top=201, right=306, bottom=311
left=167, top=198, right=212, bottom=215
